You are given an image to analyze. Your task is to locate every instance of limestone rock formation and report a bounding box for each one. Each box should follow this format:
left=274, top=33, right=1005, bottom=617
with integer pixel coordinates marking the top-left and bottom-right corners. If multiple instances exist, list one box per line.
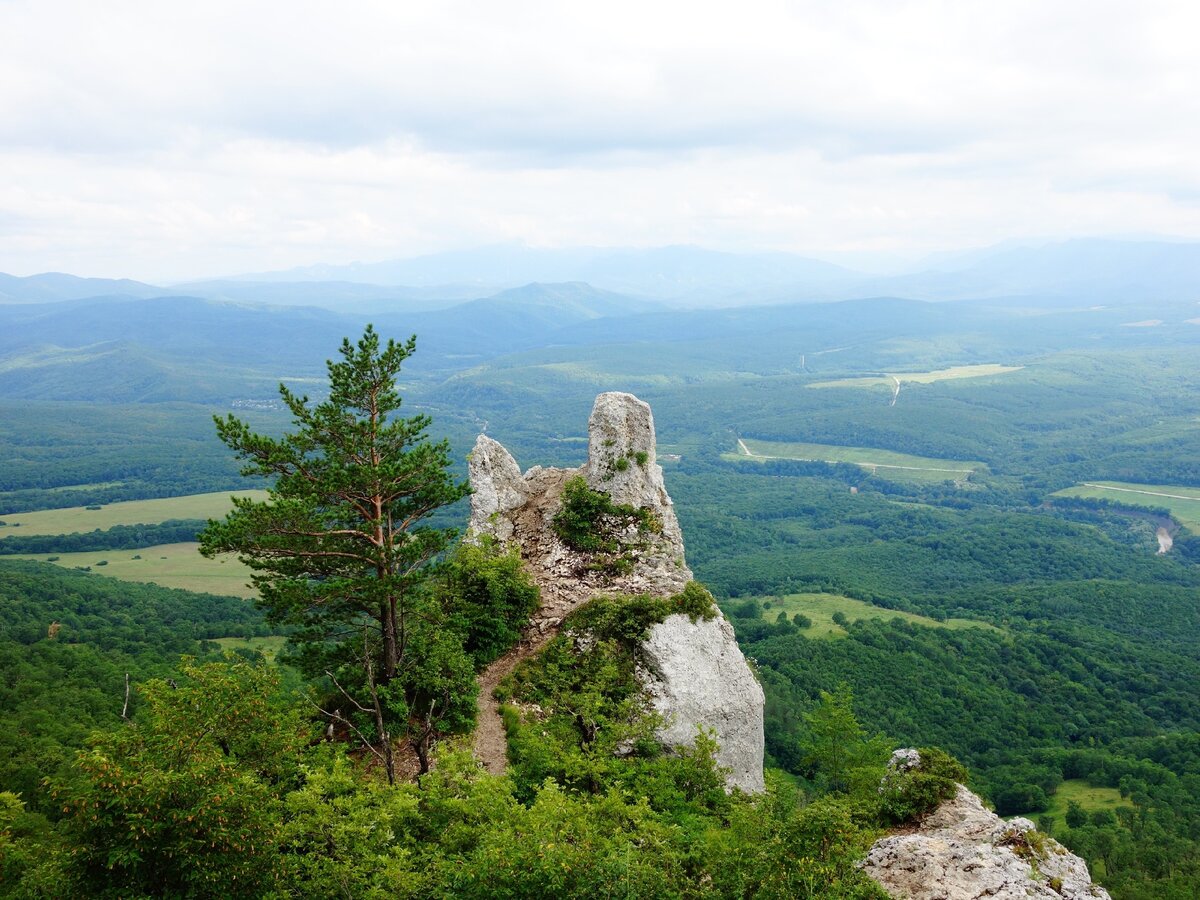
left=469, top=391, right=765, bottom=793
left=467, top=435, right=528, bottom=543
left=863, top=752, right=1111, bottom=900
left=642, top=613, right=766, bottom=794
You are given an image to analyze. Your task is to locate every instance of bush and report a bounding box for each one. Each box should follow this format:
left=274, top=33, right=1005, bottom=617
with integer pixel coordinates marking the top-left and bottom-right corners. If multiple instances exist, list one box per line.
left=551, top=476, right=662, bottom=574
left=878, top=747, right=968, bottom=824
left=437, top=538, right=540, bottom=668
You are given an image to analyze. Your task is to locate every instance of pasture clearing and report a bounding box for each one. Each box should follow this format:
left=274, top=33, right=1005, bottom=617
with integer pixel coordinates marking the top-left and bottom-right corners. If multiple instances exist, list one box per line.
left=742, top=592, right=998, bottom=639
left=13, top=542, right=256, bottom=598
left=1052, top=480, right=1200, bottom=531
left=212, top=635, right=288, bottom=661
left=0, top=490, right=268, bottom=536
left=729, top=438, right=985, bottom=484
left=808, top=364, right=1023, bottom=390
left=1012, top=779, right=1130, bottom=824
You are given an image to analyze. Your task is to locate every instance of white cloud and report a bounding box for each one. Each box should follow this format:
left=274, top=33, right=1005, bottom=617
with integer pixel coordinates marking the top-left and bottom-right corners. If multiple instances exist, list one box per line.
left=2, top=0, right=1199, bottom=279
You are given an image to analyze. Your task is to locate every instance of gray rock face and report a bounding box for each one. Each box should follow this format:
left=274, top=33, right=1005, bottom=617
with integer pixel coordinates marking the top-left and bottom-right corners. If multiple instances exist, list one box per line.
left=642, top=613, right=766, bottom=794
left=467, top=391, right=765, bottom=794
left=468, top=435, right=528, bottom=542
left=863, top=763, right=1111, bottom=900
left=585, top=392, right=684, bottom=548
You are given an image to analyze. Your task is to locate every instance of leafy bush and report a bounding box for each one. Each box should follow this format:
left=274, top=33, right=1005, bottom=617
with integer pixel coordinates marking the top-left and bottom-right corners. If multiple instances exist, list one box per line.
left=552, top=475, right=658, bottom=554
left=499, top=585, right=721, bottom=804
left=436, top=537, right=539, bottom=668
left=878, top=747, right=968, bottom=824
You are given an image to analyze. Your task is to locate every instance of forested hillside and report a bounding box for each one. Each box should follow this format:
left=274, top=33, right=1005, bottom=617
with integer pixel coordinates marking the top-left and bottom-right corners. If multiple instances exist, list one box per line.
left=0, top=277, right=1197, bottom=896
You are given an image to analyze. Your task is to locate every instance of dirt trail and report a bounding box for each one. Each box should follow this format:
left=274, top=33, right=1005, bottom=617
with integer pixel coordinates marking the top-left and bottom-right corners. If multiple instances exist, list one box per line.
left=473, top=630, right=557, bottom=774
left=469, top=467, right=593, bottom=774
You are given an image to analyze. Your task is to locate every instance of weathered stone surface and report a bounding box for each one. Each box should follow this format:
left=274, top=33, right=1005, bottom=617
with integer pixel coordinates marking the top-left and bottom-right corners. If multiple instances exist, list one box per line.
left=585, top=392, right=684, bottom=548
left=642, top=613, right=766, bottom=794
left=468, top=392, right=693, bottom=620
left=467, top=435, right=528, bottom=542
left=863, top=758, right=1111, bottom=900
left=467, top=392, right=765, bottom=793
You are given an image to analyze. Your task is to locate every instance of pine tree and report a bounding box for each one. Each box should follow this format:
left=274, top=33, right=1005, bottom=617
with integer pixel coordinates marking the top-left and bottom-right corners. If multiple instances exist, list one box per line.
left=200, top=326, right=470, bottom=779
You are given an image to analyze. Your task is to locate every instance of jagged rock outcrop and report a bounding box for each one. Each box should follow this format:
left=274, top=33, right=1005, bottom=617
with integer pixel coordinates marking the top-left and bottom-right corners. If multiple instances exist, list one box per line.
left=642, top=614, right=766, bottom=794
left=469, top=391, right=765, bottom=793
left=864, top=752, right=1111, bottom=900
left=467, top=435, right=528, bottom=543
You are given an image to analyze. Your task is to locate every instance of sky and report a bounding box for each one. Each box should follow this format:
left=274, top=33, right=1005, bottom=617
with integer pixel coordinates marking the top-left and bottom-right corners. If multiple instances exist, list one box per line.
left=2, top=0, right=1200, bottom=282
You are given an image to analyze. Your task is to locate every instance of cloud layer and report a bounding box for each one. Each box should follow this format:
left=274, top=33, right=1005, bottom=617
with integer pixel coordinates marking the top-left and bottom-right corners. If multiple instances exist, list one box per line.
left=3, top=1, right=1199, bottom=280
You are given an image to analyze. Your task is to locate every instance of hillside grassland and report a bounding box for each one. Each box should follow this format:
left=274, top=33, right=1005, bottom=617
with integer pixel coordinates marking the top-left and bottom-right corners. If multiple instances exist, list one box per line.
left=212, top=634, right=287, bottom=660
left=743, top=592, right=1001, bottom=638
left=1053, top=480, right=1200, bottom=531
left=0, top=490, right=269, bottom=535
left=729, top=437, right=984, bottom=484
left=1013, top=778, right=1131, bottom=822
left=808, top=363, right=1024, bottom=389
left=13, top=541, right=256, bottom=597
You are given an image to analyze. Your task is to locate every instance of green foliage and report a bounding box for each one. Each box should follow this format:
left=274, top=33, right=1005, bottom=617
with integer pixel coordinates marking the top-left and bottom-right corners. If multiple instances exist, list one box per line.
left=499, top=586, right=723, bottom=804
left=434, top=537, right=540, bottom=669
left=0, top=519, right=205, bottom=555
left=0, top=559, right=268, bottom=813
left=551, top=475, right=662, bottom=574
left=877, top=748, right=968, bottom=824
left=200, top=326, right=470, bottom=776
left=49, top=657, right=313, bottom=897
left=802, top=684, right=890, bottom=795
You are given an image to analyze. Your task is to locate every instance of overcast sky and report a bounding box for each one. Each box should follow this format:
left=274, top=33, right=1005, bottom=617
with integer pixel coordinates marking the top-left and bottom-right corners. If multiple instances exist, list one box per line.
left=2, top=1, right=1199, bottom=281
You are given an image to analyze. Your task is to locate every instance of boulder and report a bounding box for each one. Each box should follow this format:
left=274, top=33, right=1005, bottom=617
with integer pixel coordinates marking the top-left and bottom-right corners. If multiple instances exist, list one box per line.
left=642, top=613, right=766, bottom=794
left=467, top=435, right=528, bottom=542
left=863, top=752, right=1111, bottom=900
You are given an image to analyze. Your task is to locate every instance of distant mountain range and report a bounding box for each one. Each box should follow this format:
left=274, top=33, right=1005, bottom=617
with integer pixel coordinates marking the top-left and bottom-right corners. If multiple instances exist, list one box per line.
left=5, top=238, right=1200, bottom=311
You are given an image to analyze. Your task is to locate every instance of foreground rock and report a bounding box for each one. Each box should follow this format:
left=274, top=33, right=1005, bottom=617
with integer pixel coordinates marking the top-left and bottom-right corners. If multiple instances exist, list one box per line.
left=642, top=613, right=765, bottom=793
left=863, top=754, right=1111, bottom=900
left=469, top=391, right=765, bottom=793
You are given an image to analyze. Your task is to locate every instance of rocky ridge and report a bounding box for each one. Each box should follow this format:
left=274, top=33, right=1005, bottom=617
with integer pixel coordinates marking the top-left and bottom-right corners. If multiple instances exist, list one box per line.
left=864, top=751, right=1111, bottom=900
left=468, top=391, right=765, bottom=793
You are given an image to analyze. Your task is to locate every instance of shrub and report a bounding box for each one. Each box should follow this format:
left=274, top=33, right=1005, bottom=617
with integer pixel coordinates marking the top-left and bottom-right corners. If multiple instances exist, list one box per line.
left=552, top=476, right=661, bottom=575
left=878, top=747, right=968, bottom=824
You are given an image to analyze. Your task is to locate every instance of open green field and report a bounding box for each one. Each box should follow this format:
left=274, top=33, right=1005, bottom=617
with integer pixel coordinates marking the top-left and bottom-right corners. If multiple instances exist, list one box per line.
left=729, top=438, right=985, bottom=484
left=1052, top=480, right=1200, bottom=531
left=808, top=364, right=1023, bottom=389
left=13, top=542, right=256, bottom=598
left=746, top=592, right=998, bottom=639
left=213, top=635, right=287, bottom=661
left=1013, top=779, right=1131, bottom=824
left=0, top=490, right=268, bottom=536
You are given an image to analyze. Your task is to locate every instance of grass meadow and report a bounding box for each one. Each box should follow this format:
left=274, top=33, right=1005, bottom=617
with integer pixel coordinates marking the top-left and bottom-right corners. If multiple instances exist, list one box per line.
left=742, top=592, right=998, bottom=639
left=14, top=542, right=256, bottom=598
left=1053, top=480, right=1200, bottom=531
left=729, top=438, right=985, bottom=484
left=0, top=490, right=268, bottom=536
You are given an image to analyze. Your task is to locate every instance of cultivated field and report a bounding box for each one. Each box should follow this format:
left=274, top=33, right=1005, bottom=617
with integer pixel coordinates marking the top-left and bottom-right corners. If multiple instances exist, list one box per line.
left=743, top=592, right=997, bottom=639
left=808, top=364, right=1023, bottom=390
left=730, top=438, right=985, bottom=484
left=1052, top=480, right=1200, bottom=531
left=13, top=542, right=257, bottom=598
left=0, top=490, right=268, bottom=536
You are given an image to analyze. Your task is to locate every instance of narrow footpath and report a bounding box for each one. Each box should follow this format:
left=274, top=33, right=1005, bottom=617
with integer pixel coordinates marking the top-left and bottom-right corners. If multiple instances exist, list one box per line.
left=473, top=630, right=557, bottom=774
